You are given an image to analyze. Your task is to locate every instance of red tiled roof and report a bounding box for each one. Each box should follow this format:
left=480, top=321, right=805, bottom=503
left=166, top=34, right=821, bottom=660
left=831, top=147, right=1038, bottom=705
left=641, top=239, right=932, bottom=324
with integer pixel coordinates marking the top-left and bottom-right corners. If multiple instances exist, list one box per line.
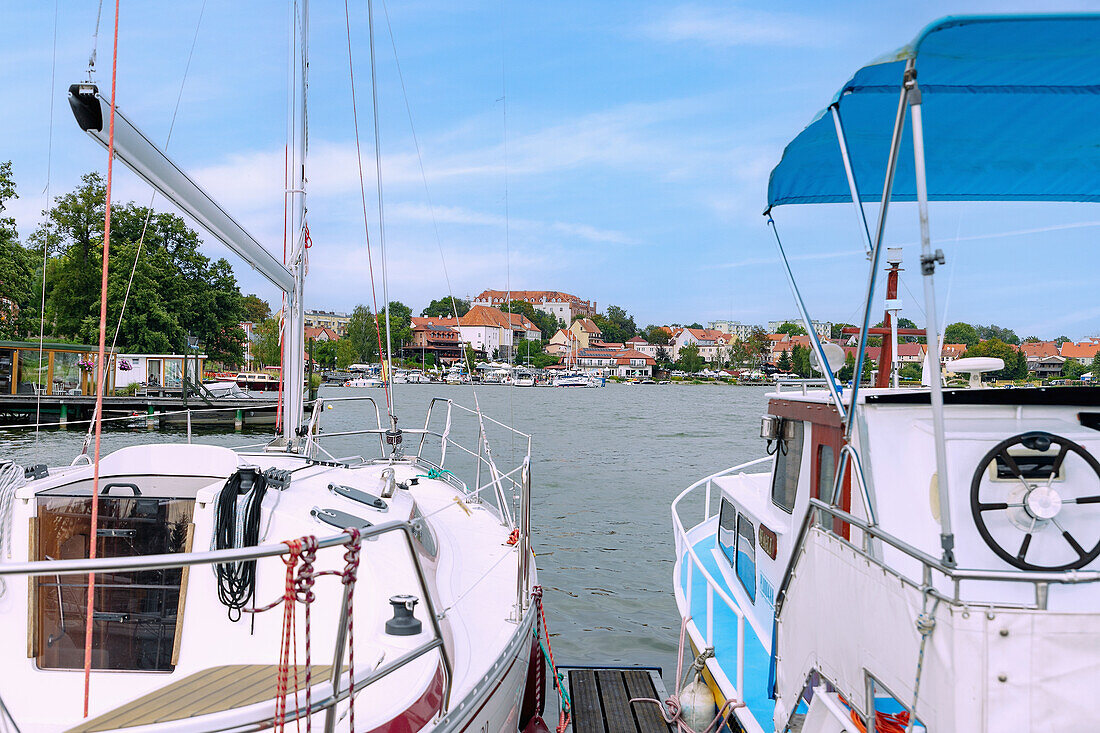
left=574, top=318, right=602, bottom=334
left=896, top=343, right=926, bottom=357
left=457, top=305, right=530, bottom=329
left=304, top=326, right=339, bottom=341
left=626, top=336, right=647, bottom=344
left=412, top=316, right=458, bottom=328
left=941, top=343, right=967, bottom=359
left=474, top=289, right=589, bottom=305
left=1021, top=341, right=1059, bottom=358
left=1061, top=340, right=1100, bottom=359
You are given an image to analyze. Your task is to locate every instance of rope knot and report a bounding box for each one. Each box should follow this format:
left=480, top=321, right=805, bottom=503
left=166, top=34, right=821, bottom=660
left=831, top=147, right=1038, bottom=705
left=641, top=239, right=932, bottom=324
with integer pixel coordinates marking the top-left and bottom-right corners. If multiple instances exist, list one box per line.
left=916, top=611, right=936, bottom=636
left=295, top=535, right=318, bottom=604
left=341, top=527, right=362, bottom=585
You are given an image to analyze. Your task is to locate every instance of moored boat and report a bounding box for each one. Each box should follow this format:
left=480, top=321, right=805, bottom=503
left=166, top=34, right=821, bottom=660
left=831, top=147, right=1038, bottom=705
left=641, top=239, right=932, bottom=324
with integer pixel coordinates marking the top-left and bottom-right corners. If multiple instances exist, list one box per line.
left=671, top=14, right=1100, bottom=733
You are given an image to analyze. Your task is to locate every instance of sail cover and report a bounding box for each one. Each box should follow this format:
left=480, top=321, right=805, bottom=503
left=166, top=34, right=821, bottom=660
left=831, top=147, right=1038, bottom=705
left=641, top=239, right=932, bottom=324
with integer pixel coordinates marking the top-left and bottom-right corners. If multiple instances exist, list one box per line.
left=766, top=14, right=1100, bottom=210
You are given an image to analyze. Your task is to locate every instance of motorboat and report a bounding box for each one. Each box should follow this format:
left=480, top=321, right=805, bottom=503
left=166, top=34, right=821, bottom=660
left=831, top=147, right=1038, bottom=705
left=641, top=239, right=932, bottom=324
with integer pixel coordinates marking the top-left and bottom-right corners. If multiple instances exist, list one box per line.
left=670, top=15, right=1100, bottom=733
left=0, top=3, right=550, bottom=731
left=344, top=377, right=383, bottom=388
left=236, top=371, right=280, bottom=392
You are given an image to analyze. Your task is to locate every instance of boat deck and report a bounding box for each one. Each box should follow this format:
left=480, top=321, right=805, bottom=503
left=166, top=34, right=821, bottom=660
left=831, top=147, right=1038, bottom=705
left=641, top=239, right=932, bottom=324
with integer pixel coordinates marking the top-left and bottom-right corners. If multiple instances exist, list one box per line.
left=559, top=666, right=672, bottom=733
left=66, top=664, right=333, bottom=732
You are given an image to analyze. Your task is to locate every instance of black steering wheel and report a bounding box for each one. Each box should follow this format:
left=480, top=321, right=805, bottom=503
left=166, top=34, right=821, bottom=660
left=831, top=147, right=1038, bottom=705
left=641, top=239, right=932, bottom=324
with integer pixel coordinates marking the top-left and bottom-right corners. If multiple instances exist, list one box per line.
left=971, top=431, right=1100, bottom=571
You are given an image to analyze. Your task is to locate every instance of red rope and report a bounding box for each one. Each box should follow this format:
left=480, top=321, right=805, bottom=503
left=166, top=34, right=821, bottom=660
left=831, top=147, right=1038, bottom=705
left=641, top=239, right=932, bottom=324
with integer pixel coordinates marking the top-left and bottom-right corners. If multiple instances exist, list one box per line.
left=340, top=528, right=362, bottom=730
left=82, top=0, right=120, bottom=717
left=343, top=0, right=389, bottom=406
left=533, top=587, right=570, bottom=733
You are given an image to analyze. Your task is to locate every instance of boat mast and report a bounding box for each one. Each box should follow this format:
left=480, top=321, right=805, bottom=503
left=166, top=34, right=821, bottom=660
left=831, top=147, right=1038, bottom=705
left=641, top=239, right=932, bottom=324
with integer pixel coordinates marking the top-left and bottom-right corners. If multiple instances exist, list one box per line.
left=281, top=0, right=309, bottom=442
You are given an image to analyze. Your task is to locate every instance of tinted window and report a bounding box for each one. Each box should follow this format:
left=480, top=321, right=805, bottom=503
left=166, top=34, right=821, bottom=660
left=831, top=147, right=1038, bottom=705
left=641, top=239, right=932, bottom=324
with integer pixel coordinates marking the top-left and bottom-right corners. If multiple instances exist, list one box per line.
left=770, top=420, right=804, bottom=513
left=817, top=445, right=836, bottom=504
left=717, top=498, right=737, bottom=566
left=735, top=513, right=756, bottom=602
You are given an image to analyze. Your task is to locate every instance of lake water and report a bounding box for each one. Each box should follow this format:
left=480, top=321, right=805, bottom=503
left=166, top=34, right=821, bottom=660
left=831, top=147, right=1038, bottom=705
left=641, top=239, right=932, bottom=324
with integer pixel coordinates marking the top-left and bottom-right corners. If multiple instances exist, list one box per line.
left=0, top=382, right=772, bottom=680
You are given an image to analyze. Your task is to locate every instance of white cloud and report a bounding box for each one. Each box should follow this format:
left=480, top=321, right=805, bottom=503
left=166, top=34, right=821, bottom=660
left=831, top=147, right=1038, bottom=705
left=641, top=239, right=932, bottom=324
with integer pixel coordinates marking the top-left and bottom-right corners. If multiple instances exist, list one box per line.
left=642, top=4, right=840, bottom=49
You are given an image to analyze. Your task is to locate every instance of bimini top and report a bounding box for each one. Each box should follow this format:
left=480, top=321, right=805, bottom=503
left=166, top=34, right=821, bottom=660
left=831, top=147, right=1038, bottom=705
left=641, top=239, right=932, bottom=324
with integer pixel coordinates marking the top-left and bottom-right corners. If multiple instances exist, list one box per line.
left=766, top=14, right=1100, bottom=211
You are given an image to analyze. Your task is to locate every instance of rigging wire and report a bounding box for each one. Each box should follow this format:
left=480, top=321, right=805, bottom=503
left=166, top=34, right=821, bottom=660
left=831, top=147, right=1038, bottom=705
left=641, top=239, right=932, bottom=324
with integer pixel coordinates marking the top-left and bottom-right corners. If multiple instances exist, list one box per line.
left=367, top=0, right=397, bottom=424
left=82, top=0, right=120, bottom=717
left=499, top=0, right=517, bottom=475
left=343, top=0, right=389, bottom=416
left=35, top=0, right=60, bottom=462
left=87, top=0, right=105, bottom=74
left=78, top=0, right=209, bottom=457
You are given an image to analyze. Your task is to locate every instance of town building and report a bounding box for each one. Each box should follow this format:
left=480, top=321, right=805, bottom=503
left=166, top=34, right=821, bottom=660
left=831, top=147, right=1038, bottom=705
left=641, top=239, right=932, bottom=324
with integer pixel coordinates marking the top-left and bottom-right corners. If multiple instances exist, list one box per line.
left=304, top=326, right=339, bottom=342
left=707, top=320, right=757, bottom=341
left=767, top=319, right=833, bottom=339
left=569, top=318, right=603, bottom=349
left=408, top=317, right=463, bottom=362
left=574, top=347, right=656, bottom=378
left=0, top=341, right=117, bottom=396
left=452, top=305, right=540, bottom=359
left=304, top=310, right=351, bottom=337
left=472, top=290, right=596, bottom=324
left=1060, top=338, right=1100, bottom=365
left=669, top=327, right=732, bottom=363
left=114, top=353, right=206, bottom=391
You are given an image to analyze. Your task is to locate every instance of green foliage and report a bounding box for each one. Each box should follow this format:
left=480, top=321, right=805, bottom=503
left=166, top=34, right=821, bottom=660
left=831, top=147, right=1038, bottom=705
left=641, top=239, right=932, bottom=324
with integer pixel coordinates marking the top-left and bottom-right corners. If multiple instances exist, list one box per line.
left=899, top=363, right=923, bottom=382
left=383, top=301, right=413, bottom=348
left=312, top=339, right=338, bottom=370
left=242, top=294, right=271, bottom=323
left=655, top=345, right=672, bottom=366
left=1090, top=352, right=1100, bottom=376
left=346, top=305, right=380, bottom=363
left=335, top=338, right=356, bottom=369
left=830, top=322, right=855, bottom=340
left=677, top=343, right=704, bottom=373
left=23, top=172, right=245, bottom=362
left=501, top=300, right=560, bottom=340
left=642, top=325, right=669, bottom=345
left=0, top=163, right=39, bottom=339
left=776, top=322, right=806, bottom=336
left=975, top=324, right=1020, bottom=345
left=777, top=349, right=791, bottom=371
left=1022, top=336, right=1040, bottom=343
left=747, top=327, right=770, bottom=365
left=943, top=322, right=979, bottom=347
left=965, top=338, right=1027, bottom=380
left=1055, top=335, right=1071, bottom=347
left=687, top=322, right=704, bottom=330
left=421, top=295, right=469, bottom=318
left=255, top=318, right=282, bottom=367
left=838, top=352, right=856, bottom=381
left=790, top=344, right=813, bottom=377
left=513, top=338, right=559, bottom=368
left=1062, top=359, right=1088, bottom=380
left=862, top=357, right=875, bottom=382
left=599, top=305, right=638, bottom=343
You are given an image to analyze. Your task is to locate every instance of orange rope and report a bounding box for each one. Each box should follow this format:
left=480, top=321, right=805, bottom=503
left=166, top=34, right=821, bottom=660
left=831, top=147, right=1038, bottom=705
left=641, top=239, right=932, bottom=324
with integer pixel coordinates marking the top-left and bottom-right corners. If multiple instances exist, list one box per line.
left=82, top=0, right=120, bottom=717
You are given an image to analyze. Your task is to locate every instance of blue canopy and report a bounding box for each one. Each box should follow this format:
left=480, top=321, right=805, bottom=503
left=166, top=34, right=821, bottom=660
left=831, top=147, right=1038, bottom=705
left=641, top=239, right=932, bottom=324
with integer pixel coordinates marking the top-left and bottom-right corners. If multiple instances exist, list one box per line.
left=766, top=15, right=1100, bottom=211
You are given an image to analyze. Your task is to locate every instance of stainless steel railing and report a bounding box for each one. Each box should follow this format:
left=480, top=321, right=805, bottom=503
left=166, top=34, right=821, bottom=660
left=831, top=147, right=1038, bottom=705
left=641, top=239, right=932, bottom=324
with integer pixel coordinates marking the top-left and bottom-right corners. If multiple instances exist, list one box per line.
left=0, top=520, right=452, bottom=732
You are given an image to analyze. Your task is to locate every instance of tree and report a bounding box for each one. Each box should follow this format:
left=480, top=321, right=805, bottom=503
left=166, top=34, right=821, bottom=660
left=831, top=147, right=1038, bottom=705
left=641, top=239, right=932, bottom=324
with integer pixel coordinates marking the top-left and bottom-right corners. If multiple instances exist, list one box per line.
left=687, top=322, right=704, bottom=330
left=830, top=323, right=855, bottom=340
left=642, top=325, right=669, bottom=345
left=242, top=294, right=271, bottom=323
left=346, top=305, right=380, bottom=363
left=655, top=345, right=672, bottom=366
left=601, top=305, right=638, bottom=343
left=513, top=338, right=559, bottom=368
left=1023, top=336, right=1040, bottom=343
left=0, top=161, right=38, bottom=339
left=677, top=344, right=704, bottom=373
left=502, top=300, right=560, bottom=340
left=861, top=357, right=875, bottom=383
left=335, top=338, right=356, bottom=369
left=791, top=344, right=812, bottom=377
left=1090, top=351, right=1100, bottom=377
left=1063, top=359, right=1088, bottom=380
left=965, top=338, right=1020, bottom=380
left=943, top=322, right=979, bottom=347
left=899, top=363, right=923, bottom=382
left=1055, top=335, right=1072, bottom=347
left=382, top=301, right=413, bottom=350
left=776, top=322, right=806, bottom=336
left=421, top=296, right=469, bottom=318
left=255, top=317, right=281, bottom=367
left=838, top=352, right=856, bottom=381
left=976, top=324, right=1020, bottom=345
left=777, top=349, right=792, bottom=372
left=747, top=327, right=770, bottom=366
left=313, top=339, right=337, bottom=370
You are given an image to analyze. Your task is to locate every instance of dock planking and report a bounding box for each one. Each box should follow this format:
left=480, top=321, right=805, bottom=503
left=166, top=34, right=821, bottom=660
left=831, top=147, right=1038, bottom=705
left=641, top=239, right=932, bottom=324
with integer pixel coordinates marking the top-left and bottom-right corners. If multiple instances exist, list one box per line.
left=562, top=667, right=672, bottom=733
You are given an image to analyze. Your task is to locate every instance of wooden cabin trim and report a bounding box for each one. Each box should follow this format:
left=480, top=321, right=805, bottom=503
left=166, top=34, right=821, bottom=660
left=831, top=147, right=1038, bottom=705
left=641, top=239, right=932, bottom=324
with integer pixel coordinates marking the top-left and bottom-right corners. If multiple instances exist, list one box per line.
left=767, top=397, right=843, bottom=428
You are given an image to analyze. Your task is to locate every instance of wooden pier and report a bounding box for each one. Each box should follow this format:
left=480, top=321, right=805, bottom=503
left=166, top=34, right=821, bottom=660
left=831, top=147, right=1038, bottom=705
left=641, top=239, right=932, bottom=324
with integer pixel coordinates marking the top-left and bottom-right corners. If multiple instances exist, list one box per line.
left=560, top=667, right=673, bottom=733
left=0, top=394, right=280, bottom=429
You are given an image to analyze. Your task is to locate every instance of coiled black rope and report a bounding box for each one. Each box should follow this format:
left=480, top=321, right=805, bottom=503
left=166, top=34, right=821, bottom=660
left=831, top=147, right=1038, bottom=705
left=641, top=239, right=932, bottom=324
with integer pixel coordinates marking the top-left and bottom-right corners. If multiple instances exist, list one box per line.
left=213, top=468, right=268, bottom=621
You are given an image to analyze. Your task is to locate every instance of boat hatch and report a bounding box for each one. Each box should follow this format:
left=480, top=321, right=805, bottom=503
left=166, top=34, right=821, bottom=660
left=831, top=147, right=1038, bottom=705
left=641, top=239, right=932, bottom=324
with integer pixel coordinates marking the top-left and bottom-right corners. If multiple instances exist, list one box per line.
left=34, top=488, right=194, bottom=672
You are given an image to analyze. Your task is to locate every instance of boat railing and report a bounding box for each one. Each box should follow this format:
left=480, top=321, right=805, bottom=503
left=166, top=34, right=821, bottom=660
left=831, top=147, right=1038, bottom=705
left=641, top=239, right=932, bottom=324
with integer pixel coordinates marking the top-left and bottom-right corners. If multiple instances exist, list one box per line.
left=671, top=456, right=773, bottom=701
left=779, top=499, right=1100, bottom=614
left=0, top=519, right=452, bottom=730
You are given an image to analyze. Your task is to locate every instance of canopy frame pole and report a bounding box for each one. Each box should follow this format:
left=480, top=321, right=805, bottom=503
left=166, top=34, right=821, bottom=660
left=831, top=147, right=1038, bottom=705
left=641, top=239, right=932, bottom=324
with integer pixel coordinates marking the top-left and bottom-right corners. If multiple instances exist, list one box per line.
left=766, top=216, right=846, bottom=420
left=845, top=61, right=912, bottom=444
left=908, top=66, right=955, bottom=566
left=830, top=104, right=874, bottom=254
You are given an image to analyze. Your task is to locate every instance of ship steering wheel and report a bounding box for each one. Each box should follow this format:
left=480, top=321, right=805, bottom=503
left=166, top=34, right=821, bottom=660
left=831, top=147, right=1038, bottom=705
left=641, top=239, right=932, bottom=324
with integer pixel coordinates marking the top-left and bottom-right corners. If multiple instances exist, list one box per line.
left=971, top=431, right=1100, bottom=571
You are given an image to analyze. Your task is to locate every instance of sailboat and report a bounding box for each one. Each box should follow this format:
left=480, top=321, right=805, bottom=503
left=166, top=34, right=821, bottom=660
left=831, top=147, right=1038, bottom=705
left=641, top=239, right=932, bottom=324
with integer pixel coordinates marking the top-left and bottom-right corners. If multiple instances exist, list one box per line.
left=670, top=14, right=1100, bottom=733
left=0, top=3, right=550, bottom=731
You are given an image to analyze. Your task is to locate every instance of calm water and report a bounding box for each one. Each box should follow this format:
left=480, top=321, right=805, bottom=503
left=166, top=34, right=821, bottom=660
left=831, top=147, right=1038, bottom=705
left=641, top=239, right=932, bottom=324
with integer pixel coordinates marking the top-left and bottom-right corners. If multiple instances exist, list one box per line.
left=0, top=383, right=771, bottom=678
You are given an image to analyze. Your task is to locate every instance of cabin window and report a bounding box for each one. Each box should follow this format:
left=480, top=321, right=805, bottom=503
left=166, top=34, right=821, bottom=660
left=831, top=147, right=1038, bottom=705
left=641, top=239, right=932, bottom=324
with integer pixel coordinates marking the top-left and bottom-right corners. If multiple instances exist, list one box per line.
left=717, top=498, right=737, bottom=566
left=770, top=420, right=804, bottom=513
left=817, top=445, right=836, bottom=504
left=34, top=493, right=194, bottom=672
left=735, top=513, right=757, bottom=602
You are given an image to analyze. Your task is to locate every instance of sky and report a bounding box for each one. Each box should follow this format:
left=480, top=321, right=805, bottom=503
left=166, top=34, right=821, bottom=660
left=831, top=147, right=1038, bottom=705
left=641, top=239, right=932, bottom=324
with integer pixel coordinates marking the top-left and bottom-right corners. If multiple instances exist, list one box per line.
left=3, top=1, right=1099, bottom=340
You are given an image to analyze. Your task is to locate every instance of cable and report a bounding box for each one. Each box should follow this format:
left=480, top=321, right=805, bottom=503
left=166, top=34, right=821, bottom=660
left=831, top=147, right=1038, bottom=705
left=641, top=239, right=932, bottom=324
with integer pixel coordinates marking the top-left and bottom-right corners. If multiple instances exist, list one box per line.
left=213, top=469, right=269, bottom=620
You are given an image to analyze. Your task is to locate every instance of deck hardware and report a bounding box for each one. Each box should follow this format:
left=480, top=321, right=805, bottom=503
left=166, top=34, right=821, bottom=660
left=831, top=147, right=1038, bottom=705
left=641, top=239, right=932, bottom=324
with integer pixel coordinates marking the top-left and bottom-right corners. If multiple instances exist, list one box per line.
left=380, top=468, right=397, bottom=498
left=997, top=674, right=1007, bottom=683
left=999, top=629, right=1009, bottom=637
left=24, top=464, right=48, bottom=480
left=328, top=483, right=387, bottom=511
left=263, top=468, right=292, bottom=491
left=385, top=594, right=422, bottom=636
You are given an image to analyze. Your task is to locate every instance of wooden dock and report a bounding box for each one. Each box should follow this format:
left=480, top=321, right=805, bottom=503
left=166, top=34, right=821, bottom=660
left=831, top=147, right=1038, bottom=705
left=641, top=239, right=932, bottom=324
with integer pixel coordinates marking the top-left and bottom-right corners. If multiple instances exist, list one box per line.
left=0, top=394, right=281, bottom=429
left=560, top=666, right=673, bottom=733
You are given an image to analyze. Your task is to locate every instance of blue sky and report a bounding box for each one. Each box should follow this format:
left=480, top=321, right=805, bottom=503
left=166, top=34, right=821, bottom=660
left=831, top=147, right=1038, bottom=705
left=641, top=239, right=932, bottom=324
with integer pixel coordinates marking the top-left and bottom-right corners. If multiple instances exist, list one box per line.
left=3, top=1, right=1099, bottom=339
